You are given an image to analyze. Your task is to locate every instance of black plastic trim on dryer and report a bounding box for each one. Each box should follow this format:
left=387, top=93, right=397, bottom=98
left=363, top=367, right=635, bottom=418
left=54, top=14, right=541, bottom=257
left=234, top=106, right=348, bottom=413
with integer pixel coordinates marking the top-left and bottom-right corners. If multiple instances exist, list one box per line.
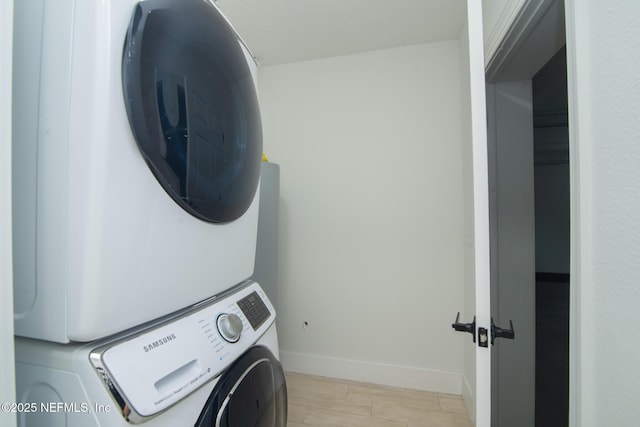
left=194, top=346, right=287, bottom=427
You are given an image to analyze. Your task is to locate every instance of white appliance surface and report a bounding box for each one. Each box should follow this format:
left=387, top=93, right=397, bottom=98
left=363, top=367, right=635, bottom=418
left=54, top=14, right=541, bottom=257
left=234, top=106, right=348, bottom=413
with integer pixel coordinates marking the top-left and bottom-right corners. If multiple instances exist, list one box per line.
left=14, top=281, right=280, bottom=427
left=12, top=0, right=261, bottom=342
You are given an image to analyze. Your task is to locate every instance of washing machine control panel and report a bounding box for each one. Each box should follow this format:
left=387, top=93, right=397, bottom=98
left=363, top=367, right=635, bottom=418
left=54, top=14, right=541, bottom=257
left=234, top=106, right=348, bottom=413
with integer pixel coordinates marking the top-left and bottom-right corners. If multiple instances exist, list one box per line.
left=237, top=290, right=271, bottom=329
left=89, top=281, right=275, bottom=424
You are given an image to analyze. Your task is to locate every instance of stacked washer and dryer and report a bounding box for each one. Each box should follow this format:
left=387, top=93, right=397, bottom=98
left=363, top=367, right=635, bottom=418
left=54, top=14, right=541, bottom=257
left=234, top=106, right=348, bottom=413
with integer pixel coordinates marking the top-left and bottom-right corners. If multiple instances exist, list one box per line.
left=12, top=0, right=287, bottom=425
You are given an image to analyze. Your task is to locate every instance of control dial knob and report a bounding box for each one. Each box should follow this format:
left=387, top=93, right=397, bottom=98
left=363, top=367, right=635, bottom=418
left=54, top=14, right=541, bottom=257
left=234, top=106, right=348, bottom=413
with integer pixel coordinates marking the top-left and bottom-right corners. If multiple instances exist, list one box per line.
left=217, top=313, right=243, bottom=343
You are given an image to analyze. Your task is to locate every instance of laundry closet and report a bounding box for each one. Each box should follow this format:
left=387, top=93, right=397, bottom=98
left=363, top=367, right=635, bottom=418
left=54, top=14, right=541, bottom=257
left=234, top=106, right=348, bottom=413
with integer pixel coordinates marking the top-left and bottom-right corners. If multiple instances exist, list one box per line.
left=7, top=1, right=555, bottom=426
left=5, top=1, right=640, bottom=427
left=217, top=0, right=482, bottom=408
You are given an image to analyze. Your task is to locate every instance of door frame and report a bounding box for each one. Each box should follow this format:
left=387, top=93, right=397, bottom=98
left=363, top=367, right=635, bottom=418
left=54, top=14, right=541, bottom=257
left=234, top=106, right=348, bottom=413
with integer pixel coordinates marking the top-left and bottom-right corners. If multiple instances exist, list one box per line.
left=483, top=0, right=586, bottom=426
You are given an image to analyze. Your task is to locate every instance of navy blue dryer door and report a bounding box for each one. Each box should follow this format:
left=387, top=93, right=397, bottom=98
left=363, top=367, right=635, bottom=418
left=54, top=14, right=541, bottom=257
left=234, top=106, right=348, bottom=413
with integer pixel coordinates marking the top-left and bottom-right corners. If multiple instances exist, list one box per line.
left=122, top=0, right=262, bottom=223
left=195, top=346, right=288, bottom=427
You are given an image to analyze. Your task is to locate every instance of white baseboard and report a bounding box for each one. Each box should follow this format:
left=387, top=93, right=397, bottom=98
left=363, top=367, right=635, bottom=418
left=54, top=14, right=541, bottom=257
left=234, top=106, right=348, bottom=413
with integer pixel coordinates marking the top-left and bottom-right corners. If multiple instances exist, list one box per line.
left=280, top=350, right=463, bottom=395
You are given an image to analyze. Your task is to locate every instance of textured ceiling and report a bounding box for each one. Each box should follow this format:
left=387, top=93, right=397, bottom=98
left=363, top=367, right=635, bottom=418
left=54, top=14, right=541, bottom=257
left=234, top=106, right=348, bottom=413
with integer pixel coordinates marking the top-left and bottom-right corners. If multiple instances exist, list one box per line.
left=215, top=0, right=467, bottom=66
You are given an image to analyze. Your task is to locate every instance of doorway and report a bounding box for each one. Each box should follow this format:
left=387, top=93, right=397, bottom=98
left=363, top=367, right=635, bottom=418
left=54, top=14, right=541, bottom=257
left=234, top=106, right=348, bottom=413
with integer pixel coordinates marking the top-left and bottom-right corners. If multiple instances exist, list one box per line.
left=532, top=46, right=570, bottom=427
left=488, top=45, right=570, bottom=427
left=485, top=1, right=568, bottom=426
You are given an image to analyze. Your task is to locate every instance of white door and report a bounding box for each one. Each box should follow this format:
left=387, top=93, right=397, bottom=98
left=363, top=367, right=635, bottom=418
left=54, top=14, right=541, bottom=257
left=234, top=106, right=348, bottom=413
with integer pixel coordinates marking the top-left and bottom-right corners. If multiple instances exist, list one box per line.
left=455, top=2, right=492, bottom=426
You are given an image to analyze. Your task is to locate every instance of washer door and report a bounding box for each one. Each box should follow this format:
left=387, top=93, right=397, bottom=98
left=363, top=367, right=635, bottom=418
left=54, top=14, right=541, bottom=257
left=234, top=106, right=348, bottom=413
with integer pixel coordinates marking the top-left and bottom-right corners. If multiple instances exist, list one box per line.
left=195, top=346, right=287, bottom=427
left=122, top=0, right=262, bottom=223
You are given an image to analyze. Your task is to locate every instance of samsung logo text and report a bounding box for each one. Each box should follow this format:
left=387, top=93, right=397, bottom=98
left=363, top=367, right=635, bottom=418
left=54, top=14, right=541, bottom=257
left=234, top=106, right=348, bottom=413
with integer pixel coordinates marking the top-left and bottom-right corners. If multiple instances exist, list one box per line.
left=143, top=334, right=177, bottom=352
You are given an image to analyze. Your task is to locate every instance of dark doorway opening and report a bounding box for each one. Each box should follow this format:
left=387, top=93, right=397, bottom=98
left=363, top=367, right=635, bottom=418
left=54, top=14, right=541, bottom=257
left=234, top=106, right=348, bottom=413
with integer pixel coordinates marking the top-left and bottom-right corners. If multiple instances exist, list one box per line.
left=532, top=46, right=570, bottom=427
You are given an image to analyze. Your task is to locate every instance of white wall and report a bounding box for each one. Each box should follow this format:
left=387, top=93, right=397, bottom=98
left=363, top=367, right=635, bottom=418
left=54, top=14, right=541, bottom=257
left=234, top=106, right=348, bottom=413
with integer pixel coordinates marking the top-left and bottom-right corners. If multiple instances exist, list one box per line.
left=258, top=41, right=467, bottom=393
left=566, top=0, right=640, bottom=425
left=1, top=1, right=16, bottom=426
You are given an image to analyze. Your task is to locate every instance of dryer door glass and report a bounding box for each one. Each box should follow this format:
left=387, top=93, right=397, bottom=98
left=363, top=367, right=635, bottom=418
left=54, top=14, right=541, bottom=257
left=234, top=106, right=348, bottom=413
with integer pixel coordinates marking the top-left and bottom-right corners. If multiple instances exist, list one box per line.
left=122, top=0, right=262, bottom=223
left=195, top=346, right=288, bottom=427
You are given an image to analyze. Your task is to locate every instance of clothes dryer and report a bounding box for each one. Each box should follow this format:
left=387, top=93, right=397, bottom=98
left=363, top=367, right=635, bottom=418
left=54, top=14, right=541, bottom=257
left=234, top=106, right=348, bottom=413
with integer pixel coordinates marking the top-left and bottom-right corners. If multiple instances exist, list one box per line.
left=12, top=0, right=262, bottom=342
left=14, top=281, right=287, bottom=427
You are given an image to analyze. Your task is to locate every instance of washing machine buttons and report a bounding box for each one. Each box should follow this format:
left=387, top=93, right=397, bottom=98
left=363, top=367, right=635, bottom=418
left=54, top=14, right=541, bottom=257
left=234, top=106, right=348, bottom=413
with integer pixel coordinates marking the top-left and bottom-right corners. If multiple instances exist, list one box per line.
left=217, top=313, right=243, bottom=343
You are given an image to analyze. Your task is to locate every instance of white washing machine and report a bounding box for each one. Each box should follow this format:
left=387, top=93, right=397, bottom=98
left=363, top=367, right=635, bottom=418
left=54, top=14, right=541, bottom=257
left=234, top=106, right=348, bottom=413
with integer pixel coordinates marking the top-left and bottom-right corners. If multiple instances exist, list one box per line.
left=12, top=0, right=263, bottom=342
left=14, top=281, right=287, bottom=427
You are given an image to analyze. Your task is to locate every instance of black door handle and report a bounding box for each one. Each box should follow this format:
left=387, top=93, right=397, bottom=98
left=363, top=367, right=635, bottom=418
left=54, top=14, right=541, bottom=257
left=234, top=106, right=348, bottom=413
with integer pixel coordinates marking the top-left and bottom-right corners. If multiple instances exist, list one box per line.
left=452, top=312, right=476, bottom=343
left=491, top=318, right=515, bottom=345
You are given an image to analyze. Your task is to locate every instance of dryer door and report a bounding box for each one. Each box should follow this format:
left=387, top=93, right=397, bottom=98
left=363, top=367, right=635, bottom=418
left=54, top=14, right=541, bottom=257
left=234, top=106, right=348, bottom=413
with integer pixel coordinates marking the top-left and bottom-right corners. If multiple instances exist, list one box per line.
left=122, top=0, right=262, bottom=223
left=195, top=346, right=287, bottom=427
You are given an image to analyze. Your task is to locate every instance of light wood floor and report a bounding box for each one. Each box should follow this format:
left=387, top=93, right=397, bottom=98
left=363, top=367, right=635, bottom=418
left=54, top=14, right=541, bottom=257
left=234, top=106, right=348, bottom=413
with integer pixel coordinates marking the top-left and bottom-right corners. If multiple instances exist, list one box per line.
left=285, top=372, right=473, bottom=427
